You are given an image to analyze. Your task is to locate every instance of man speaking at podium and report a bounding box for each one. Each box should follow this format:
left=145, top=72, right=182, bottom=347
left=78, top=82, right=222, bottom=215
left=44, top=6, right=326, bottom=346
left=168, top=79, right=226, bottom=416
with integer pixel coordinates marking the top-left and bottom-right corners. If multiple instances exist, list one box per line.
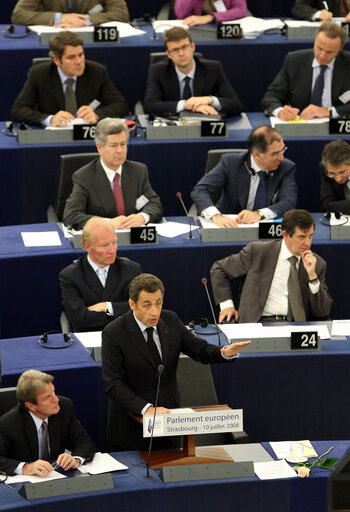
left=210, top=209, right=332, bottom=324
left=11, top=31, right=128, bottom=127
left=102, top=273, right=250, bottom=450
left=143, top=27, right=243, bottom=117
left=261, top=22, right=350, bottom=120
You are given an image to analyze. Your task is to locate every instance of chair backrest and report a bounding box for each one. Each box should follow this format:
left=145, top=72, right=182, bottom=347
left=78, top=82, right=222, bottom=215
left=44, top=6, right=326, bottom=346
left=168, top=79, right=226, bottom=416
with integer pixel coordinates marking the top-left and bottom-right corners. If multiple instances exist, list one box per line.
left=0, top=387, right=17, bottom=417
left=32, top=57, right=51, bottom=67
left=204, top=148, right=246, bottom=205
left=150, top=51, right=203, bottom=67
left=177, top=355, right=218, bottom=407
left=53, top=153, right=98, bottom=222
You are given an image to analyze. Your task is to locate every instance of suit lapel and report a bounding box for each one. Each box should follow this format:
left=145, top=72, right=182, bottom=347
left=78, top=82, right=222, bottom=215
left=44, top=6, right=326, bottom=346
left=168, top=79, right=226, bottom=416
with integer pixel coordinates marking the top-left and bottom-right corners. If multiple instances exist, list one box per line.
left=238, top=155, right=253, bottom=209
left=193, top=61, right=206, bottom=96
left=167, top=63, right=182, bottom=100
left=95, top=161, right=118, bottom=217
left=51, top=66, right=66, bottom=111
left=301, top=54, right=314, bottom=106
left=48, top=412, right=60, bottom=457
left=126, top=312, right=158, bottom=369
left=103, top=259, right=120, bottom=299
left=22, top=410, right=40, bottom=461
left=82, top=256, right=105, bottom=295
left=121, top=161, right=136, bottom=214
left=156, top=316, right=169, bottom=366
left=259, top=241, right=282, bottom=311
left=332, top=53, right=347, bottom=105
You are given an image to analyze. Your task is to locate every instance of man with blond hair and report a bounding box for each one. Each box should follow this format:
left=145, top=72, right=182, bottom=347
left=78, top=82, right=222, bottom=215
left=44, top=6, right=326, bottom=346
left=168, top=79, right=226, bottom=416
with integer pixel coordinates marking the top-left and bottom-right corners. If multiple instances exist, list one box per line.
left=0, top=370, right=95, bottom=476
left=59, top=217, right=141, bottom=331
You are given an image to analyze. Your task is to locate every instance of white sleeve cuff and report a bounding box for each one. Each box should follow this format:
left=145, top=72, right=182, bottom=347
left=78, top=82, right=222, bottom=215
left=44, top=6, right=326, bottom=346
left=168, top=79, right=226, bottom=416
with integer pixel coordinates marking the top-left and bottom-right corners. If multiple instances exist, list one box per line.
left=220, top=299, right=235, bottom=310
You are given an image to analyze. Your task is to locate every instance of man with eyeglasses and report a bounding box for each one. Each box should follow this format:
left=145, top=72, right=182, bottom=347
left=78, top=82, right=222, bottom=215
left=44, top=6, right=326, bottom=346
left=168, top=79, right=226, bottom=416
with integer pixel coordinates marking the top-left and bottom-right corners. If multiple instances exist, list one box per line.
left=191, top=125, right=297, bottom=227
left=143, top=26, right=242, bottom=117
left=261, top=22, right=350, bottom=120
left=63, top=117, right=163, bottom=230
left=210, top=209, right=332, bottom=323
left=320, top=139, right=350, bottom=214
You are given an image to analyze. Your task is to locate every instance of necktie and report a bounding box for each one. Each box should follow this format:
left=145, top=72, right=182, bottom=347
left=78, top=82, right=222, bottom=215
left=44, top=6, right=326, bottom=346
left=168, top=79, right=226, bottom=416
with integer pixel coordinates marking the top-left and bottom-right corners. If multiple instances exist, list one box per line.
left=287, top=256, right=306, bottom=322
left=310, top=65, right=327, bottom=106
left=146, top=327, right=162, bottom=365
left=96, top=267, right=106, bottom=287
left=65, top=78, right=77, bottom=115
left=253, top=171, right=267, bottom=211
left=182, top=76, right=192, bottom=100
left=41, top=421, right=49, bottom=460
left=113, top=174, right=126, bottom=216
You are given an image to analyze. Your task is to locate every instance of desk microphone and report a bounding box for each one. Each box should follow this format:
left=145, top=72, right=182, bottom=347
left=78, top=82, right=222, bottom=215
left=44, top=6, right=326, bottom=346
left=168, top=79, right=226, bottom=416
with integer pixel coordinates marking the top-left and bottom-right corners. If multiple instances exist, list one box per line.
left=145, top=363, right=164, bottom=479
left=176, top=192, right=194, bottom=240
left=201, top=277, right=221, bottom=346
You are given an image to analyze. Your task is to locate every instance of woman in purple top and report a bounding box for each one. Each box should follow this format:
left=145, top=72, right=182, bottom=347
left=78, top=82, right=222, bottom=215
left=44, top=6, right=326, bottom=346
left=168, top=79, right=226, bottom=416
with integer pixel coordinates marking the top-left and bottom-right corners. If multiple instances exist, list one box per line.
left=174, top=0, right=246, bottom=26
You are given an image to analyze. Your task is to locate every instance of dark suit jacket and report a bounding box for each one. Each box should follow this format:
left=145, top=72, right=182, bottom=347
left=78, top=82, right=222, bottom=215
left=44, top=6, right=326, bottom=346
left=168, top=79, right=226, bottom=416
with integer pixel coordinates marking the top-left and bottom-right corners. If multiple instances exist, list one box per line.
left=63, top=159, right=163, bottom=229
left=190, top=151, right=297, bottom=217
left=101, top=309, right=231, bottom=450
left=59, top=255, right=142, bottom=332
left=11, top=0, right=129, bottom=25
left=210, top=240, right=333, bottom=323
left=320, top=162, right=350, bottom=213
left=11, top=60, right=129, bottom=126
left=261, top=49, right=350, bottom=117
left=143, top=56, right=243, bottom=116
left=0, top=396, right=95, bottom=475
left=292, top=0, right=341, bottom=19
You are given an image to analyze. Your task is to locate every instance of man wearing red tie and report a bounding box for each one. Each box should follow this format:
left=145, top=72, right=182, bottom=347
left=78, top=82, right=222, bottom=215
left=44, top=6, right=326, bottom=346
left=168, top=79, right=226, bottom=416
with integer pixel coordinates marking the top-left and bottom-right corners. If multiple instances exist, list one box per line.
left=63, top=117, right=163, bottom=229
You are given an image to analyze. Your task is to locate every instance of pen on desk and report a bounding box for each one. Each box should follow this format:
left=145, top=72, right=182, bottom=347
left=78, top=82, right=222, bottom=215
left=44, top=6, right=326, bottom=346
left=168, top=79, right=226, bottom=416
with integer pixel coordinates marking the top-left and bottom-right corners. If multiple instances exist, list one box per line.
left=323, top=1, right=329, bottom=10
left=73, top=99, right=101, bottom=119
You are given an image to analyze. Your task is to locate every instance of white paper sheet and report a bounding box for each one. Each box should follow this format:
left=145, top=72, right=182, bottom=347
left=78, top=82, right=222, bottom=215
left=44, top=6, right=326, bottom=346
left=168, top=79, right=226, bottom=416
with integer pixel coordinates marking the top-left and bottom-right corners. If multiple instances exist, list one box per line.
left=270, top=440, right=317, bottom=459
left=29, top=22, right=145, bottom=38
left=152, top=20, right=189, bottom=33
left=78, top=452, right=128, bottom=474
left=75, top=331, right=102, bottom=348
left=6, top=470, right=65, bottom=484
left=219, top=323, right=263, bottom=339
left=331, top=320, right=350, bottom=336
left=21, top=231, right=62, bottom=247
left=254, top=459, right=297, bottom=480
left=271, top=116, right=329, bottom=126
left=154, top=221, right=199, bottom=238
left=199, top=215, right=259, bottom=229
left=223, top=16, right=284, bottom=37
left=220, top=323, right=330, bottom=340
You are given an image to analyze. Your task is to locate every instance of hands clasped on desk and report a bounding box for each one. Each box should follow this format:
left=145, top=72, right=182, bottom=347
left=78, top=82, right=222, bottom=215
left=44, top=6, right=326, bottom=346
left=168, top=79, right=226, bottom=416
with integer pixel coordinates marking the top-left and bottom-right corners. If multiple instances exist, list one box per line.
left=23, top=453, right=80, bottom=477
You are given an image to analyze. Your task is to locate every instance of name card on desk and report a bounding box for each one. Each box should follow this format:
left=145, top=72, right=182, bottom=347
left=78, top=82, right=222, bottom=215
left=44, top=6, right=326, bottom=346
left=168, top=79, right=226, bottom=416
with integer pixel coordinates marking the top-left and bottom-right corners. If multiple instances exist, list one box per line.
left=94, top=26, right=119, bottom=42
left=130, top=226, right=157, bottom=244
left=329, top=118, right=350, bottom=135
left=201, top=120, right=227, bottom=137
left=73, top=124, right=97, bottom=141
left=217, top=23, right=242, bottom=39
left=291, top=331, right=319, bottom=350
left=258, top=221, right=282, bottom=239
left=143, top=408, right=243, bottom=438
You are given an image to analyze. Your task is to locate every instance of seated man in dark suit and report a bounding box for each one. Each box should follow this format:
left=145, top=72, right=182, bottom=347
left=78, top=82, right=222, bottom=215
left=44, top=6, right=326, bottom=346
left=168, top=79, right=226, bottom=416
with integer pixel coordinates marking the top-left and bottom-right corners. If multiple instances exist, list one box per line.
left=59, top=217, right=142, bottom=331
left=210, top=209, right=332, bottom=323
left=11, top=31, right=128, bottom=127
left=63, top=118, right=162, bottom=229
left=102, top=273, right=251, bottom=450
left=320, top=140, right=350, bottom=214
left=191, top=125, right=297, bottom=228
left=11, top=0, right=129, bottom=26
left=0, top=370, right=95, bottom=475
left=143, top=26, right=243, bottom=117
left=261, top=22, right=350, bottom=120
left=292, top=0, right=350, bottom=21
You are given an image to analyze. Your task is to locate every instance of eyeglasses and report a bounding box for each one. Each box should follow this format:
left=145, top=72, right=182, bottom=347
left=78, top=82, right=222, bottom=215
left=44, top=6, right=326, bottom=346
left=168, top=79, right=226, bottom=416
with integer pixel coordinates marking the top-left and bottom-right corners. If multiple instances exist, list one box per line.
left=271, top=146, right=288, bottom=159
left=168, top=43, right=192, bottom=55
left=325, top=168, right=349, bottom=178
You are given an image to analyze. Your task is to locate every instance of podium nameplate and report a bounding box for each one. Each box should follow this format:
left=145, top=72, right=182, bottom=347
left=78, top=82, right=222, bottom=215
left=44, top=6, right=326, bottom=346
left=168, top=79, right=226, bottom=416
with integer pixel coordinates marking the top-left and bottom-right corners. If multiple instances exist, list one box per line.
left=39, top=30, right=120, bottom=45
left=71, top=228, right=159, bottom=248
left=143, top=408, right=243, bottom=438
left=330, top=222, right=350, bottom=240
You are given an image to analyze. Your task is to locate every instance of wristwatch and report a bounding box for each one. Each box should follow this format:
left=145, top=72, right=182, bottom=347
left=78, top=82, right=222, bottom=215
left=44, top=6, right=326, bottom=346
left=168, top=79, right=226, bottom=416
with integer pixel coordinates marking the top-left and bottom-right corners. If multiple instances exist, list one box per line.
left=308, top=277, right=318, bottom=284
left=257, top=210, right=265, bottom=219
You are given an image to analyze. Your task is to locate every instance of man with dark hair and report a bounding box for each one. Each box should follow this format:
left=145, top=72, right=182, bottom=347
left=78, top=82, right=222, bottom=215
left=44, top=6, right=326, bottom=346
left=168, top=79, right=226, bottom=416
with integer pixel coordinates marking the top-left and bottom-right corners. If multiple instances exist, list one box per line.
left=143, top=26, right=242, bottom=117
left=11, top=0, right=129, bottom=26
left=11, top=31, right=128, bottom=127
left=262, top=22, right=350, bottom=120
left=292, top=0, right=350, bottom=21
left=63, top=118, right=162, bottom=229
left=320, top=140, right=350, bottom=213
left=59, top=217, right=142, bottom=331
left=210, top=209, right=332, bottom=323
left=101, top=273, right=250, bottom=450
left=0, top=370, right=95, bottom=475
left=191, top=125, right=297, bottom=227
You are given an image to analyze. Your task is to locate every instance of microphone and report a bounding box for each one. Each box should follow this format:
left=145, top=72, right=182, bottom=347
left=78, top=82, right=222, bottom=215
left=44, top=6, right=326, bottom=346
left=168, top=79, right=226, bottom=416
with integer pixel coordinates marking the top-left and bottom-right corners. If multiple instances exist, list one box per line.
left=145, top=364, right=165, bottom=479
left=176, top=192, right=194, bottom=240
left=201, top=277, right=222, bottom=346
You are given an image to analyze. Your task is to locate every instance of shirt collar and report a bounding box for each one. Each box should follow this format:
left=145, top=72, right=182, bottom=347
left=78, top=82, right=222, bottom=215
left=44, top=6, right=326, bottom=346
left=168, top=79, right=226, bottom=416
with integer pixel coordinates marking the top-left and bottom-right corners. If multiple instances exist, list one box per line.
left=87, top=254, right=110, bottom=273
left=175, top=60, right=196, bottom=82
left=312, top=57, right=335, bottom=70
left=57, top=66, right=78, bottom=86
left=99, top=159, right=122, bottom=183
left=29, top=411, right=48, bottom=431
left=133, top=312, right=156, bottom=336
left=280, top=239, right=301, bottom=263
